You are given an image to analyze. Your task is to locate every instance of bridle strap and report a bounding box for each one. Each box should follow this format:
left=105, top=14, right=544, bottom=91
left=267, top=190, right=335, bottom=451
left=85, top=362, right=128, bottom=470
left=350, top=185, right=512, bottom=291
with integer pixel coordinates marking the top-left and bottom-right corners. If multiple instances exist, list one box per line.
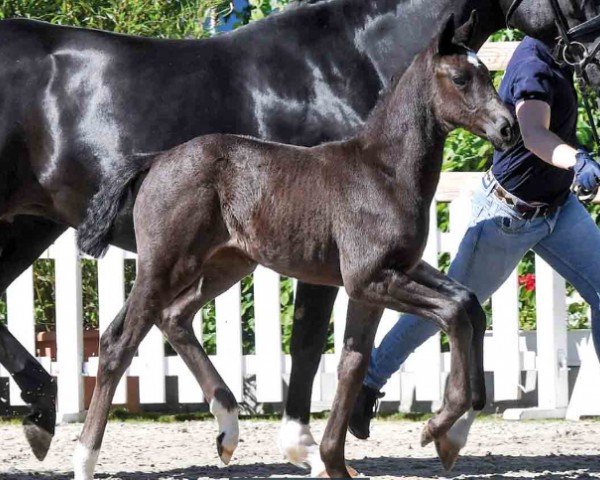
left=569, top=15, right=600, bottom=40
left=548, top=0, right=572, bottom=45
left=505, top=0, right=525, bottom=28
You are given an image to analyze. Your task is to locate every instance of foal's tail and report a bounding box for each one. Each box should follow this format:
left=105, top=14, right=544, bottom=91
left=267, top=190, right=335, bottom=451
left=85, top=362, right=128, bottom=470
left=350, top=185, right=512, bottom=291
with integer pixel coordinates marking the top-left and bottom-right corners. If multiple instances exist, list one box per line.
left=77, top=153, right=158, bottom=258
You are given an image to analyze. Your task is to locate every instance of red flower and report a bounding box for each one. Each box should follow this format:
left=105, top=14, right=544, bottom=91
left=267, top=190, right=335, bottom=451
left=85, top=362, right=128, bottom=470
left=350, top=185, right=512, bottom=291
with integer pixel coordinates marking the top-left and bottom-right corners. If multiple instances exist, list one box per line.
left=518, top=273, right=536, bottom=292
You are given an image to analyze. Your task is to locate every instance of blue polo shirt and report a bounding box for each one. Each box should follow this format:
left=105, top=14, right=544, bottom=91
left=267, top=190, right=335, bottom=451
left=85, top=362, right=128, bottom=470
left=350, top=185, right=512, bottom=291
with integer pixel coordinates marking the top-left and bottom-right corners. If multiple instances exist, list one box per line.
left=492, top=36, right=577, bottom=204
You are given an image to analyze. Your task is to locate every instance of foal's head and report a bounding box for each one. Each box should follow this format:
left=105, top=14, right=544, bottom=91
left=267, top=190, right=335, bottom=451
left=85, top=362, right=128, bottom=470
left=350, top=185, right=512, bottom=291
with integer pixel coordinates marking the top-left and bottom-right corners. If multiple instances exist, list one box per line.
left=430, top=13, right=517, bottom=151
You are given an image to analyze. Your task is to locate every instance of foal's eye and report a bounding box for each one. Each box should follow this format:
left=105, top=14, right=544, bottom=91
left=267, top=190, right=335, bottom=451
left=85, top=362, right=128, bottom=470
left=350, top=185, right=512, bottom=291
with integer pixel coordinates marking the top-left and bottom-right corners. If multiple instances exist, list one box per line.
left=452, top=75, right=469, bottom=87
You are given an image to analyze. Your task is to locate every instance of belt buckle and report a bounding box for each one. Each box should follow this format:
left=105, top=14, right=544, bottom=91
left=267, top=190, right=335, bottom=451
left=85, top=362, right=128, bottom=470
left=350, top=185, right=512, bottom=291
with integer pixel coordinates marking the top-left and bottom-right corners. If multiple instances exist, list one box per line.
left=529, top=206, right=540, bottom=220
left=483, top=171, right=493, bottom=188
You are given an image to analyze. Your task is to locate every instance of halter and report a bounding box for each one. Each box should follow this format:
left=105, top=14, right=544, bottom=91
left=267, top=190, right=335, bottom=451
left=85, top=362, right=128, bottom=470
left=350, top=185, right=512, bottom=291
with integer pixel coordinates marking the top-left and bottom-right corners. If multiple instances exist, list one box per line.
left=506, top=0, right=600, bottom=202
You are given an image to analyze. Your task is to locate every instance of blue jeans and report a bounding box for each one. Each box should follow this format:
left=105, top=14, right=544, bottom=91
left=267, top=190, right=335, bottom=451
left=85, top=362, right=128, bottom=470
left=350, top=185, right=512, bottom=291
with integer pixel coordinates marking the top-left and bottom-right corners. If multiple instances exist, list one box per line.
left=364, top=176, right=600, bottom=391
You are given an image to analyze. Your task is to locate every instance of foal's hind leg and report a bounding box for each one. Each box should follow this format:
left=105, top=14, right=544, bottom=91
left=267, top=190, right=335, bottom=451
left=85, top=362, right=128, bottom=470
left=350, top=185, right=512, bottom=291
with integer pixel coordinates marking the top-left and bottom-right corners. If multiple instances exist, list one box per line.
left=74, top=293, right=153, bottom=480
left=156, top=248, right=256, bottom=465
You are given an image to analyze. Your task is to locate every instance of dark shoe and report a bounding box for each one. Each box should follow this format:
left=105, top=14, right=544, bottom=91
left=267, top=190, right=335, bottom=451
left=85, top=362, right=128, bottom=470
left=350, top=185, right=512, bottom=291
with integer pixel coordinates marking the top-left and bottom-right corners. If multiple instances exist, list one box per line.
left=348, top=384, right=384, bottom=440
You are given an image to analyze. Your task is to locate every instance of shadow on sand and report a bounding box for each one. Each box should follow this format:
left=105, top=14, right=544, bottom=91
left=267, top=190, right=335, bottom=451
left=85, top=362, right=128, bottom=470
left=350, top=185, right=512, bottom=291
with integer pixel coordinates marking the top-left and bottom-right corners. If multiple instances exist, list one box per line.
left=3, top=454, right=600, bottom=479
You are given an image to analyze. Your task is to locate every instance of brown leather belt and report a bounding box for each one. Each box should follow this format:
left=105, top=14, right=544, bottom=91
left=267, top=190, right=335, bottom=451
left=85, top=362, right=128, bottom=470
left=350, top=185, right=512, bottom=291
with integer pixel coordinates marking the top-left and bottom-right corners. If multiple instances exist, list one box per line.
left=483, top=171, right=559, bottom=220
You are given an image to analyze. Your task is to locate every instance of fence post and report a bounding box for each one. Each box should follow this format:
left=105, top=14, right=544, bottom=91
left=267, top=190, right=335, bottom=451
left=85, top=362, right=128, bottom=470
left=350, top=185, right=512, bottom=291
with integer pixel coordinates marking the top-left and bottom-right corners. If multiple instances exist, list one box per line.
left=215, top=283, right=244, bottom=401
left=505, top=256, right=568, bottom=419
left=333, top=289, right=349, bottom=362
left=98, top=247, right=127, bottom=404
left=491, top=270, right=521, bottom=401
left=566, top=335, right=600, bottom=420
left=7, top=266, right=36, bottom=407
left=137, top=325, right=166, bottom=404
left=177, top=311, right=204, bottom=403
left=54, top=229, right=84, bottom=422
left=534, top=257, right=569, bottom=410
left=413, top=202, right=442, bottom=405
left=253, top=267, right=283, bottom=403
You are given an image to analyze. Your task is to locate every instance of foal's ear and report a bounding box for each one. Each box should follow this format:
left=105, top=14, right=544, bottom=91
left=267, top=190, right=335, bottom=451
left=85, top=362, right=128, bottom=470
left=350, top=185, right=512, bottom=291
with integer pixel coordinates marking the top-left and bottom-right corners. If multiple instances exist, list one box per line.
left=453, top=10, right=478, bottom=47
left=437, top=14, right=456, bottom=55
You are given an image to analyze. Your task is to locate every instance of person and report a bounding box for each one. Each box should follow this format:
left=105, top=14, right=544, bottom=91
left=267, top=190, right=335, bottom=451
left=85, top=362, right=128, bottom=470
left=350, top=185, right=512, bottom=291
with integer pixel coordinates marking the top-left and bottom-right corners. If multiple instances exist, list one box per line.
left=348, top=35, right=600, bottom=440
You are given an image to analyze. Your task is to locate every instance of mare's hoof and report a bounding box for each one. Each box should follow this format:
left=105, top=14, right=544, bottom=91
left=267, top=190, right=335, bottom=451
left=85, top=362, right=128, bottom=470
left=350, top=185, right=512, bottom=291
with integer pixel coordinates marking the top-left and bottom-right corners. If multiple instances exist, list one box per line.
left=216, top=431, right=235, bottom=465
left=23, top=419, right=53, bottom=461
left=435, top=434, right=461, bottom=471
left=316, top=465, right=359, bottom=478
left=420, top=422, right=434, bottom=447
left=22, top=403, right=56, bottom=461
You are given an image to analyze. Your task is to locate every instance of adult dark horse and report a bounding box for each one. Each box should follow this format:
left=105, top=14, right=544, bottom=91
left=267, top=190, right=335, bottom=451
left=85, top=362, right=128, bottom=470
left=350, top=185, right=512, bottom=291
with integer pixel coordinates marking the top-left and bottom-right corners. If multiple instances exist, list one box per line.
left=74, top=17, right=514, bottom=479
left=0, top=0, right=598, bottom=465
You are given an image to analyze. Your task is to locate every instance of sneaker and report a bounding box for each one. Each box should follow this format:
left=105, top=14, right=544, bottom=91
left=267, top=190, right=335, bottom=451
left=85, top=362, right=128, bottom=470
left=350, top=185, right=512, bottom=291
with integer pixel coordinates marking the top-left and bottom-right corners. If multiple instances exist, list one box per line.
left=348, top=384, right=384, bottom=440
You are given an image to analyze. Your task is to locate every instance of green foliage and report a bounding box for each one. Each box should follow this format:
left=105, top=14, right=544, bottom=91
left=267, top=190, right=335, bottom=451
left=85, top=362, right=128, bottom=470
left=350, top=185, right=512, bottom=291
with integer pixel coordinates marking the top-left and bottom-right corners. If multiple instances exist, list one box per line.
left=0, top=0, right=216, bottom=37
left=33, top=259, right=55, bottom=331
left=280, top=277, right=294, bottom=354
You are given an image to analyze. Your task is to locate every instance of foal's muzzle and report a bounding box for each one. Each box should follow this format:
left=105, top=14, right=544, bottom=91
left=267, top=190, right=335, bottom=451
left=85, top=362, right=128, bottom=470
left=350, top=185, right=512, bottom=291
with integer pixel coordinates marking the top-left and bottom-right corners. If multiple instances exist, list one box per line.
left=486, top=114, right=518, bottom=152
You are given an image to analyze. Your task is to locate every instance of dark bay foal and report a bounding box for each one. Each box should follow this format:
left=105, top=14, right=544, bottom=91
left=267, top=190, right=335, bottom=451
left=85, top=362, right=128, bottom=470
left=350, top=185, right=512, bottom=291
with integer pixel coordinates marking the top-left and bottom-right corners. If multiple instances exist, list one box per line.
left=74, top=16, right=515, bottom=479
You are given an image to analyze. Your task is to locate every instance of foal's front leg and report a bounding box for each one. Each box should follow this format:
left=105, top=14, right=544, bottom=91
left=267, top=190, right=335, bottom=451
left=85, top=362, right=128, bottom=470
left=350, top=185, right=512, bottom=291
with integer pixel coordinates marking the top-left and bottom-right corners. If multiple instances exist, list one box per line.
left=341, top=261, right=479, bottom=460
left=407, top=262, right=486, bottom=470
left=410, top=261, right=486, bottom=411
left=319, top=300, right=382, bottom=478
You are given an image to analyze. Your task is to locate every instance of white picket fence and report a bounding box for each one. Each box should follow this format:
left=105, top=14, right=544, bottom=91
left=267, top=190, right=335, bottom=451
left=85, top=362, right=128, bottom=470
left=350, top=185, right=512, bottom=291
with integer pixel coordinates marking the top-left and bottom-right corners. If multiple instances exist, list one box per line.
left=1, top=172, right=599, bottom=423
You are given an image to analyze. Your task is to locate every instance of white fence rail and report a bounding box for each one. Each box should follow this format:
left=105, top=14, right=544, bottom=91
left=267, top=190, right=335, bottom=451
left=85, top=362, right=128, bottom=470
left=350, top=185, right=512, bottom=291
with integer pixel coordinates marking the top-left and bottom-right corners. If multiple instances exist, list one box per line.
left=2, top=172, right=599, bottom=422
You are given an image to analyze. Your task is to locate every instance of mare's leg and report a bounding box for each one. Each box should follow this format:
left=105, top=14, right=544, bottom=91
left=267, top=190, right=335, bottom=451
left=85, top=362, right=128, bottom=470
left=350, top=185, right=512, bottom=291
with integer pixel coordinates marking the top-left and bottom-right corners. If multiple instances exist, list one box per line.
left=0, top=217, right=65, bottom=459
left=156, top=248, right=256, bottom=465
left=280, top=283, right=337, bottom=472
left=319, top=300, right=382, bottom=478
left=319, top=260, right=479, bottom=477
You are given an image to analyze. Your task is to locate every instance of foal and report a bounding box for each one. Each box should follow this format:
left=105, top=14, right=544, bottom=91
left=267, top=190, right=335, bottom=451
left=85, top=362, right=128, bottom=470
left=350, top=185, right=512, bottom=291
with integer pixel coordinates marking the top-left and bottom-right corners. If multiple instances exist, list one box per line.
left=74, top=16, right=515, bottom=479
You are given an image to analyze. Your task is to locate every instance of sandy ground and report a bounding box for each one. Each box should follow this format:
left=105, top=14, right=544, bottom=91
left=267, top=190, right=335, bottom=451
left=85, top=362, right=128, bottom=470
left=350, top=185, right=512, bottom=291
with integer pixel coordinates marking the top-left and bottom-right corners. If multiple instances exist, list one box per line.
left=1, top=418, right=600, bottom=479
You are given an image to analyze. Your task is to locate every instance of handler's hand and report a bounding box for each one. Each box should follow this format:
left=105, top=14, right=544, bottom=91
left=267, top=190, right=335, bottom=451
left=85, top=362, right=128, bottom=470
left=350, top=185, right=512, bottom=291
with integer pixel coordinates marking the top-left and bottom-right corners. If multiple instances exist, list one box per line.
left=573, top=150, right=600, bottom=192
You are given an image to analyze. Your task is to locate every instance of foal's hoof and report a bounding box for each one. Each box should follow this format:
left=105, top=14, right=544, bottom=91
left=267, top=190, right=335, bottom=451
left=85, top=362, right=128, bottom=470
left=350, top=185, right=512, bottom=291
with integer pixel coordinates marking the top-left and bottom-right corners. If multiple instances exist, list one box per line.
left=420, top=422, right=435, bottom=447
left=210, top=397, right=239, bottom=466
left=435, top=434, right=461, bottom=472
left=316, top=465, right=359, bottom=477
left=216, top=431, right=235, bottom=465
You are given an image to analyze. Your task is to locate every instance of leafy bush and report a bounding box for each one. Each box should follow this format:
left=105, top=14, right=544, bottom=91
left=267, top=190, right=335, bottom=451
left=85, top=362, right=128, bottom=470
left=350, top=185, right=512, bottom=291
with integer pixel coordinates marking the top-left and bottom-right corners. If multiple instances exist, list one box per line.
left=0, top=0, right=213, bottom=38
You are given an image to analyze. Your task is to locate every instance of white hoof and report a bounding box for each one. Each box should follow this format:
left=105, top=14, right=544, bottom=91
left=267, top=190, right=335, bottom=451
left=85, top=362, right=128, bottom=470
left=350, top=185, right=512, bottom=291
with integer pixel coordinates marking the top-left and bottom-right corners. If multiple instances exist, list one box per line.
left=278, top=417, right=325, bottom=475
left=210, top=398, right=239, bottom=465
left=73, top=442, right=99, bottom=480
left=446, top=408, right=476, bottom=450
left=434, top=409, right=478, bottom=471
